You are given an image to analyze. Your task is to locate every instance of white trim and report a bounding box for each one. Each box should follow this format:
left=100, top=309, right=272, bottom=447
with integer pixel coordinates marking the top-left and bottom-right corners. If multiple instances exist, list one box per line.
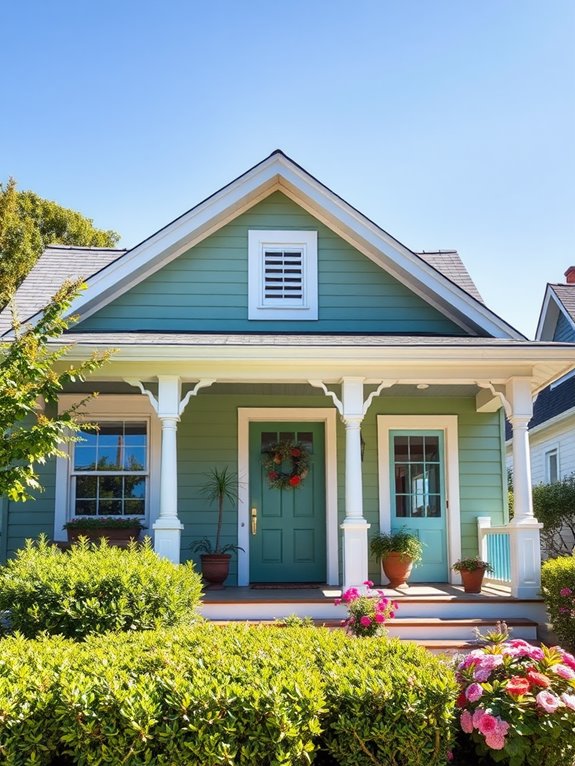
left=544, top=444, right=560, bottom=484
left=248, top=230, right=318, bottom=320
left=237, top=407, right=338, bottom=586
left=377, top=415, right=461, bottom=584
left=536, top=285, right=575, bottom=341
left=54, top=395, right=161, bottom=541
left=36, top=152, right=523, bottom=339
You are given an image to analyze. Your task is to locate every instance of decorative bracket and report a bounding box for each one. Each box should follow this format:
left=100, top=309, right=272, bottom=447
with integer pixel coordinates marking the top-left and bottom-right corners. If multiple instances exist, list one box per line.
left=476, top=382, right=512, bottom=418
left=125, top=378, right=159, bottom=413
left=308, top=379, right=397, bottom=418
left=124, top=378, right=216, bottom=417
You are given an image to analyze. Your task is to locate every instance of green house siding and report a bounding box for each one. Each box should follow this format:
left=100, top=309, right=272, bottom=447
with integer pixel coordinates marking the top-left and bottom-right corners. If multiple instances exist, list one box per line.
left=75, top=192, right=465, bottom=335
left=3, top=390, right=505, bottom=585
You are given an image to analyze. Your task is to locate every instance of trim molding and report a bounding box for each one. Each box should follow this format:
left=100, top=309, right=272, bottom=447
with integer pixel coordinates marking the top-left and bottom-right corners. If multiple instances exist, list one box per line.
left=237, top=407, right=338, bottom=586
left=377, top=414, right=461, bottom=584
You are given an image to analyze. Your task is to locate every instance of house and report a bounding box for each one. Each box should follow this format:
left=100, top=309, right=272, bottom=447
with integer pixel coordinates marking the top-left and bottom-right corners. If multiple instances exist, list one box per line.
left=1, top=151, right=574, bottom=609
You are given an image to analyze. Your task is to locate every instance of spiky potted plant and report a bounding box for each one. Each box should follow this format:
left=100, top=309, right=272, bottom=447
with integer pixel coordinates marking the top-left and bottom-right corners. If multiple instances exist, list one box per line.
left=190, top=467, right=243, bottom=589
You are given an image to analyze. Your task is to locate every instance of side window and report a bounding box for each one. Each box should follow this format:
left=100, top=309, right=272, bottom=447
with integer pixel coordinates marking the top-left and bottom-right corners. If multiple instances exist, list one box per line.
left=544, top=447, right=559, bottom=484
left=71, top=420, right=148, bottom=518
left=248, top=230, right=318, bottom=320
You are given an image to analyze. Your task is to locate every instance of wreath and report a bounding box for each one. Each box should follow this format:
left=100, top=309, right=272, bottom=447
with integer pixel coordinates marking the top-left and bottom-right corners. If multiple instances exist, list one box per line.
left=263, top=440, right=310, bottom=490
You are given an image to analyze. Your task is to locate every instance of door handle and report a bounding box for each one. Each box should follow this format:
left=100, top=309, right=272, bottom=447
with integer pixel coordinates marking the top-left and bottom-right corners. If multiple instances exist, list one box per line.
left=251, top=507, right=257, bottom=535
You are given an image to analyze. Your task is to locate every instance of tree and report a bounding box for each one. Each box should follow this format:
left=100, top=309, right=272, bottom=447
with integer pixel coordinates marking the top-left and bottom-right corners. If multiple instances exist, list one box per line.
left=0, top=280, right=110, bottom=502
left=0, top=178, right=120, bottom=305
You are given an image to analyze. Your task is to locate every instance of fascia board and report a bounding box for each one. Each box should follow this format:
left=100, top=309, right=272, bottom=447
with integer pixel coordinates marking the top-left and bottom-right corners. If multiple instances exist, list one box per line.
left=535, top=288, right=559, bottom=340
left=40, top=151, right=522, bottom=339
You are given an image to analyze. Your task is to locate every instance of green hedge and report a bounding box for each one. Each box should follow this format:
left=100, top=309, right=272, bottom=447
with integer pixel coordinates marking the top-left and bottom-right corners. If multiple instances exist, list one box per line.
left=0, top=536, right=202, bottom=638
left=0, top=625, right=457, bottom=765
left=541, top=555, right=575, bottom=651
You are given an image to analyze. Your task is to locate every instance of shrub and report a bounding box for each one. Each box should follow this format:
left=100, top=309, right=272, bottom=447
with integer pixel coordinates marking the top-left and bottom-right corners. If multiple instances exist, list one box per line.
left=455, top=638, right=575, bottom=766
left=0, top=536, right=202, bottom=639
left=532, top=475, right=575, bottom=557
left=334, top=580, right=397, bottom=637
left=541, top=555, right=575, bottom=651
left=0, top=625, right=457, bottom=765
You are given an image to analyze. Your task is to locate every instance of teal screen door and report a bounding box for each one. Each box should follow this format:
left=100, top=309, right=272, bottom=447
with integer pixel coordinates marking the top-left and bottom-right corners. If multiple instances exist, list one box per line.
left=389, top=430, right=448, bottom=582
left=249, top=423, right=326, bottom=583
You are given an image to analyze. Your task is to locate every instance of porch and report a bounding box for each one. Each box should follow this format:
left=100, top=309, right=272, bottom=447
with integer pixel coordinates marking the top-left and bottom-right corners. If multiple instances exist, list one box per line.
left=199, top=581, right=547, bottom=646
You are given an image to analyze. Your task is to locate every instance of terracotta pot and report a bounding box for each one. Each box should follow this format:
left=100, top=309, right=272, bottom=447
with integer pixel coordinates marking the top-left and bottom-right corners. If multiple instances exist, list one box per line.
left=67, top=527, right=141, bottom=544
left=200, top=553, right=231, bottom=589
left=460, top=568, right=486, bottom=594
left=382, top=552, right=414, bottom=589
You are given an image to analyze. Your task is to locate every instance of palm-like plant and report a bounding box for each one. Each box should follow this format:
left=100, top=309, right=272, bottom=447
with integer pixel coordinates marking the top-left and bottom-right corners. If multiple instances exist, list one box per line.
left=190, top=467, right=243, bottom=555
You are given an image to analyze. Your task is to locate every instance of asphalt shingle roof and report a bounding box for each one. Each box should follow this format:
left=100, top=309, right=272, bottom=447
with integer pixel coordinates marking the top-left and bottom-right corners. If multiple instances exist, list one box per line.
left=550, top=284, right=575, bottom=323
left=417, top=250, right=483, bottom=303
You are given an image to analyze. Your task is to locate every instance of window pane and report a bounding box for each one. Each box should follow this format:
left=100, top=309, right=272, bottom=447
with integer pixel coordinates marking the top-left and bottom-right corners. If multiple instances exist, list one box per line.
left=97, top=445, right=123, bottom=471
left=427, top=495, right=442, bottom=517
left=74, top=446, right=97, bottom=471
left=124, top=423, right=146, bottom=443
left=99, top=499, right=122, bottom=515
left=426, top=464, right=440, bottom=494
left=124, top=477, right=146, bottom=499
left=124, top=446, right=146, bottom=471
left=409, top=437, right=424, bottom=462
left=424, top=436, right=440, bottom=461
left=75, top=499, right=96, bottom=516
left=75, top=475, right=97, bottom=499
left=279, top=431, right=295, bottom=443
left=393, top=436, right=409, bottom=461
left=297, top=432, right=313, bottom=452
left=99, top=476, right=123, bottom=498
left=395, top=495, right=409, bottom=517
left=77, top=428, right=98, bottom=445
left=125, top=499, right=145, bottom=515
left=394, top=465, right=408, bottom=494
left=261, top=432, right=278, bottom=451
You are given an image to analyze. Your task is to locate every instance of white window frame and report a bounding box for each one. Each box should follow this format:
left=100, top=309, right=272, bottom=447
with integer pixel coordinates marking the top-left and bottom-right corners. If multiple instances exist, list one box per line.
left=544, top=445, right=560, bottom=484
left=54, top=395, right=161, bottom=541
left=248, top=229, right=318, bottom=320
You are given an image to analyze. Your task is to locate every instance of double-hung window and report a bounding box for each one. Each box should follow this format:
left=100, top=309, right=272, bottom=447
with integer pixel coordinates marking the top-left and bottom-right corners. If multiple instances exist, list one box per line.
left=248, top=230, right=318, bottom=320
left=544, top=447, right=559, bottom=484
left=71, top=420, right=148, bottom=517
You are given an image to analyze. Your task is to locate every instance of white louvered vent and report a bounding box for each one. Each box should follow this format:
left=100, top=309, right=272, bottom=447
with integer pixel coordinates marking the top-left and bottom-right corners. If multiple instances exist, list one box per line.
left=263, top=249, right=304, bottom=302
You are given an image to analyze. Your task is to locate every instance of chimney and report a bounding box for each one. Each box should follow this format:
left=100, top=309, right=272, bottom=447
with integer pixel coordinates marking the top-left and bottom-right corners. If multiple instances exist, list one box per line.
left=565, top=266, right=575, bottom=284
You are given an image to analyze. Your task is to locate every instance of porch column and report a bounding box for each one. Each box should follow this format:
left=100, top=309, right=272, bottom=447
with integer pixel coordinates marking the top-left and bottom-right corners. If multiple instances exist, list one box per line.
left=154, top=376, right=184, bottom=564
left=341, top=378, right=370, bottom=589
left=506, top=377, right=542, bottom=598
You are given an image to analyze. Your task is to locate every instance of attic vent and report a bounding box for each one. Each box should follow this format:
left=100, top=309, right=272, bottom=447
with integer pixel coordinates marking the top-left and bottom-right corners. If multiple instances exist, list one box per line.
left=248, top=230, right=318, bottom=320
left=264, top=249, right=304, bottom=302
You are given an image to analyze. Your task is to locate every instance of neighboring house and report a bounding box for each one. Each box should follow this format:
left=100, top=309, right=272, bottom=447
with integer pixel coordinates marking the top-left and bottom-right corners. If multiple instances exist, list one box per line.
left=1, top=151, right=573, bottom=600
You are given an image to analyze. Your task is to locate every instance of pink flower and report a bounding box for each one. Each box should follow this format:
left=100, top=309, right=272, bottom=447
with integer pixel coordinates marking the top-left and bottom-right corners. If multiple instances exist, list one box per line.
left=465, top=683, right=484, bottom=703
left=477, top=713, right=499, bottom=736
left=474, top=655, right=503, bottom=682
left=334, top=598, right=341, bottom=606
left=485, top=733, right=506, bottom=750
left=374, top=612, right=385, bottom=624
left=495, top=719, right=510, bottom=737
left=560, top=587, right=573, bottom=597
left=472, top=708, right=486, bottom=729
left=527, top=670, right=551, bottom=688
left=460, top=710, right=473, bottom=733
left=363, top=580, right=374, bottom=587
left=560, top=651, right=575, bottom=670
left=359, top=615, right=372, bottom=627
left=550, top=663, right=575, bottom=681
left=536, top=690, right=562, bottom=713
left=560, top=693, right=575, bottom=710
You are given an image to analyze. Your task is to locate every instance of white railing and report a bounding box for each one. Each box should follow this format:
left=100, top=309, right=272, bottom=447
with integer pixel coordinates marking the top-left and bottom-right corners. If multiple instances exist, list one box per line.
left=477, top=517, right=511, bottom=585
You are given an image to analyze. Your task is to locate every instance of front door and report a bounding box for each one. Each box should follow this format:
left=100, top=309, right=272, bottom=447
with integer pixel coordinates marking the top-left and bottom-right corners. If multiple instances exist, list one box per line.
left=249, top=422, right=326, bottom=583
left=389, top=430, right=448, bottom=581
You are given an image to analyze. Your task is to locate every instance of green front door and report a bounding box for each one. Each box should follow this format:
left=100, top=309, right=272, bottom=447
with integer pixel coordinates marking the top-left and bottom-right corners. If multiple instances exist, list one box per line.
left=249, top=422, right=326, bottom=583
left=389, top=430, right=448, bottom=582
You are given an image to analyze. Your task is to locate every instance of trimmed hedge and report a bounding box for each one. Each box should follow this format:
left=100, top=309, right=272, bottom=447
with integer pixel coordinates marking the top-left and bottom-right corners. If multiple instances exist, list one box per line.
left=0, top=536, right=202, bottom=638
left=0, top=625, right=457, bottom=765
left=541, top=555, right=575, bottom=651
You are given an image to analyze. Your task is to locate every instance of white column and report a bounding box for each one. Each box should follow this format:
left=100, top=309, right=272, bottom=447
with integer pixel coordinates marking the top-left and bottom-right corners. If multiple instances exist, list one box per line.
left=153, top=376, right=184, bottom=563
left=506, top=377, right=542, bottom=598
left=340, top=378, right=370, bottom=589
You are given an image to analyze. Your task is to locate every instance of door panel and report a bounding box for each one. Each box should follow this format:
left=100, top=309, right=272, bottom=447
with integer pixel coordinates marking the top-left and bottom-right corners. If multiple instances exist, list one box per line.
left=390, top=430, right=448, bottom=581
left=250, top=422, right=325, bottom=582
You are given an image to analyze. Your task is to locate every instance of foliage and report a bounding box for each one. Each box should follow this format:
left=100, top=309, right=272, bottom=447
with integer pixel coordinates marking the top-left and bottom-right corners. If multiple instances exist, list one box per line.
left=455, top=637, right=575, bottom=766
left=452, top=557, right=494, bottom=573
left=335, top=580, right=398, bottom=637
left=0, top=536, right=202, bottom=639
left=0, top=177, right=119, bottom=303
left=0, top=279, right=110, bottom=502
left=0, top=625, right=457, bottom=765
left=370, top=528, right=424, bottom=563
left=63, top=516, right=146, bottom=529
left=541, top=556, right=575, bottom=651
left=263, top=439, right=310, bottom=490
left=532, top=475, right=575, bottom=557
left=190, top=466, right=243, bottom=554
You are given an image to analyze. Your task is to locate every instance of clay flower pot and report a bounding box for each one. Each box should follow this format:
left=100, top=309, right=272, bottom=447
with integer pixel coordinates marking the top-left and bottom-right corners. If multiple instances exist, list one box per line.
left=382, top=552, right=414, bottom=589
left=200, top=553, right=232, bottom=589
left=460, top=568, right=486, bottom=594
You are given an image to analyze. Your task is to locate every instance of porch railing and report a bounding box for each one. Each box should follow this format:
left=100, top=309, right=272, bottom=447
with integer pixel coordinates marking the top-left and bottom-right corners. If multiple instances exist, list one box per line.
left=477, top=517, right=512, bottom=585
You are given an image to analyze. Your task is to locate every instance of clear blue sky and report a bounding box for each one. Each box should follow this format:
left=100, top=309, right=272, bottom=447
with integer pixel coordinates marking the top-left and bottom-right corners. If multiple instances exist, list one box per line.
left=3, top=0, right=574, bottom=338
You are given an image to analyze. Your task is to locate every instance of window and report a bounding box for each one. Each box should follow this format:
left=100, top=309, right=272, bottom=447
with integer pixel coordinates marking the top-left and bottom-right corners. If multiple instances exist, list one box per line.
left=71, top=421, right=148, bottom=517
left=545, top=447, right=559, bottom=484
left=248, top=230, right=318, bottom=320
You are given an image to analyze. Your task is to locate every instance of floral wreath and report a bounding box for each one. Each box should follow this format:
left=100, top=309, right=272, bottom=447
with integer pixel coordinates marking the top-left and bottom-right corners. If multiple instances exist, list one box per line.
left=263, top=440, right=310, bottom=490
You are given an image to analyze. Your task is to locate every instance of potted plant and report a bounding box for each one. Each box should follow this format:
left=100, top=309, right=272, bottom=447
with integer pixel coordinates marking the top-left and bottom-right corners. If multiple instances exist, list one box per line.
left=370, top=529, right=424, bottom=589
left=190, top=467, right=244, bottom=589
left=63, top=516, right=145, bottom=544
left=452, top=557, right=493, bottom=593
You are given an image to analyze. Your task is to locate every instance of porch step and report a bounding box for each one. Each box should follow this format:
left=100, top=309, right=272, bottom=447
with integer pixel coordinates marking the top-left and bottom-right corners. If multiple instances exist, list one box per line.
left=204, top=616, right=539, bottom=642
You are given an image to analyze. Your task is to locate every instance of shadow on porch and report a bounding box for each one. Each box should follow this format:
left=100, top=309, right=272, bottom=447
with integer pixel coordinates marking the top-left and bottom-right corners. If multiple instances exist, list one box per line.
left=198, top=582, right=547, bottom=650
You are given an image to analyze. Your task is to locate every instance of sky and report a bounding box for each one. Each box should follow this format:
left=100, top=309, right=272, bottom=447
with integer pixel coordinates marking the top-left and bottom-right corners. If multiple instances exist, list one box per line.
left=2, top=0, right=574, bottom=338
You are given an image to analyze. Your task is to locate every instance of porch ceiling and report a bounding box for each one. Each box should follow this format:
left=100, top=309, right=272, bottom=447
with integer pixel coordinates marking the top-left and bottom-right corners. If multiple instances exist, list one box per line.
left=53, top=333, right=575, bottom=395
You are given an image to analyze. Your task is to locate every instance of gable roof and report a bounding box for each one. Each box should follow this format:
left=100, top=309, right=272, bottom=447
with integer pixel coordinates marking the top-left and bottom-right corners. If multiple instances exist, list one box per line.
left=536, top=282, right=575, bottom=341
left=2, top=151, right=522, bottom=338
